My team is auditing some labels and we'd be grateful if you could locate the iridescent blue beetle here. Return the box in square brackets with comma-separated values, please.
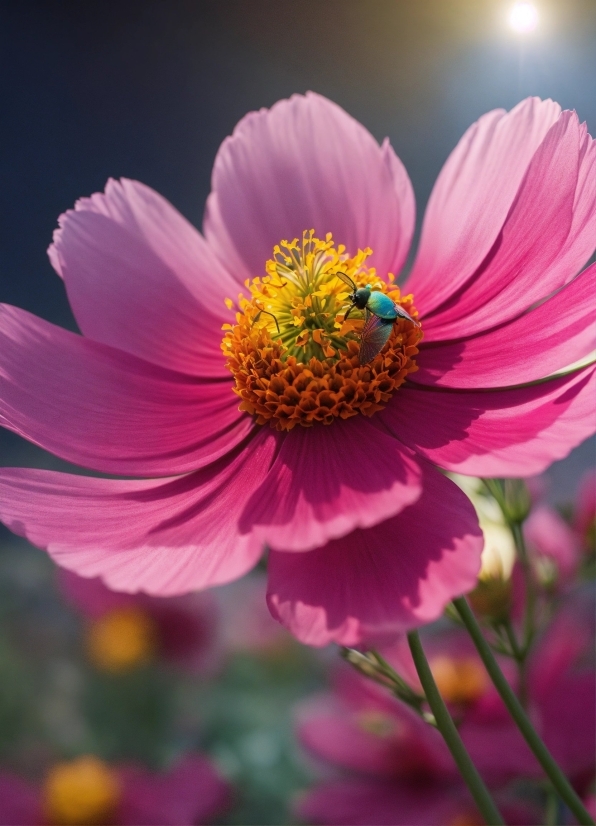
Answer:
[336, 271, 419, 365]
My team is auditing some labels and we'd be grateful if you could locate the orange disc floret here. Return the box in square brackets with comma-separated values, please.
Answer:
[221, 232, 422, 431]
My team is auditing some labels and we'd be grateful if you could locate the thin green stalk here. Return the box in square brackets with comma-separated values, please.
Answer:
[453, 596, 595, 826]
[406, 630, 504, 825]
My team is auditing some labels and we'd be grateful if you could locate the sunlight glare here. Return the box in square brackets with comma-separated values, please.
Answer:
[508, 2, 539, 34]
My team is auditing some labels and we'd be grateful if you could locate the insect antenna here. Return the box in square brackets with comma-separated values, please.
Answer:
[335, 271, 357, 292]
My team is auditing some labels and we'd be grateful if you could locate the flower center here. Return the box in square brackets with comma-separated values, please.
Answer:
[43, 756, 121, 825]
[86, 607, 157, 672]
[430, 655, 489, 705]
[222, 231, 422, 431]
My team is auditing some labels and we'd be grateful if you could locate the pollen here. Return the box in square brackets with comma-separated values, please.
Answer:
[221, 231, 422, 431]
[42, 756, 121, 825]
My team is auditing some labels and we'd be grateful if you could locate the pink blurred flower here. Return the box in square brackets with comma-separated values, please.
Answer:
[524, 505, 582, 585]
[391, 595, 596, 792]
[295, 663, 538, 825]
[0, 754, 230, 826]
[574, 469, 596, 554]
[58, 570, 221, 674]
[0, 93, 594, 646]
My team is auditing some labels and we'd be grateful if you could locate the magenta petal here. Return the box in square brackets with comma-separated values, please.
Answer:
[204, 92, 415, 281]
[414, 263, 596, 387]
[0, 430, 278, 595]
[240, 417, 422, 552]
[0, 774, 41, 826]
[524, 506, 582, 580]
[423, 112, 594, 339]
[266, 465, 482, 646]
[381, 366, 596, 477]
[49, 179, 237, 376]
[117, 755, 230, 826]
[296, 778, 466, 826]
[407, 98, 561, 315]
[0, 305, 251, 475]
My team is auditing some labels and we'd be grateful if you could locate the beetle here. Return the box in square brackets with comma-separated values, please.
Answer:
[336, 271, 419, 365]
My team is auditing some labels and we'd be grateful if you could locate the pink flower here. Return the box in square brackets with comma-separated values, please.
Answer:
[0, 754, 230, 826]
[295, 663, 539, 825]
[0, 94, 594, 646]
[58, 570, 221, 674]
[396, 594, 595, 791]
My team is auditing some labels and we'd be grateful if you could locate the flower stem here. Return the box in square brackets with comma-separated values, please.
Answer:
[406, 630, 504, 825]
[452, 596, 595, 826]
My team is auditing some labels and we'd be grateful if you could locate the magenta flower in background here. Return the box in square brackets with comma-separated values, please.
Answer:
[295, 659, 539, 825]
[0, 754, 230, 826]
[382, 592, 595, 791]
[0, 93, 594, 646]
[58, 569, 221, 674]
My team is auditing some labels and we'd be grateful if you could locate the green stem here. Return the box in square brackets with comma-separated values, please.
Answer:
[407, 630, 504, 825]
[453, 596, 594, 826]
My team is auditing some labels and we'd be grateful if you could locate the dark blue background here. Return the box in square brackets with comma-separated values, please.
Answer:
[0, 0, 594, 495]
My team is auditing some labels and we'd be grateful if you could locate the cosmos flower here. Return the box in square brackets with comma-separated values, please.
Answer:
[58, 570, 221, 674]
[0, 94, 594, 646]
[0, 754, 230, 826]
[295, 659, 539, 825]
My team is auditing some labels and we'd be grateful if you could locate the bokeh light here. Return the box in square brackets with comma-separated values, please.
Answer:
[508, 2, 540, 34]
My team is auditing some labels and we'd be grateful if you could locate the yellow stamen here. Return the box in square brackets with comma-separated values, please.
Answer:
[86, 606, 157, 672]
[222, 231, 422, 430]
[43, 756, 121, 826]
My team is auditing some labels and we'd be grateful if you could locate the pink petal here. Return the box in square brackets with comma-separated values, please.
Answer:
[0, 429, 278, 595]
[574, 468, 596, 538]
[298, 693, 451, 779]
[407, 98, 561, 315]
[266, 465, 482, 646]
[380, 366, 596, 477]
[296, 779, 466, 826]
[204, 92, 414, 281]
[422, 113, 595, 340]
[0, 305, 251, 475]
[59, 570, 221, 674]
[414, 263, 596, 387]
[239, 417, 422, 553]
[524, 506, 582, 580]
[0, 774, 41, 826]
[117, 755, 230, 826]
[49, 179, 238, 376]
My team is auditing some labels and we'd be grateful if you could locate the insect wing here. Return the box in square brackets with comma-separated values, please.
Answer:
[359, 313, 393, 365]
[335, 271, 357, 292]
[393, 303, 418, 325]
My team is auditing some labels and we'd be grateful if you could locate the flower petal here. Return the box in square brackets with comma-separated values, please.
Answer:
[266, 465, 482, 646]
[0, 430, 278, 595]
[117, 755, 230, 826]
[0, 305, 251, 475]
[422, 112, 595, 339]
[380, 366, 596, 478]
[414, 264, 596, 388]
[296, 779, 468, 826]
[407, 98, 562, 315]
[239, 416, 422, 553]
[49, 178, 237, 376]
[204, 92, 415, 281]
